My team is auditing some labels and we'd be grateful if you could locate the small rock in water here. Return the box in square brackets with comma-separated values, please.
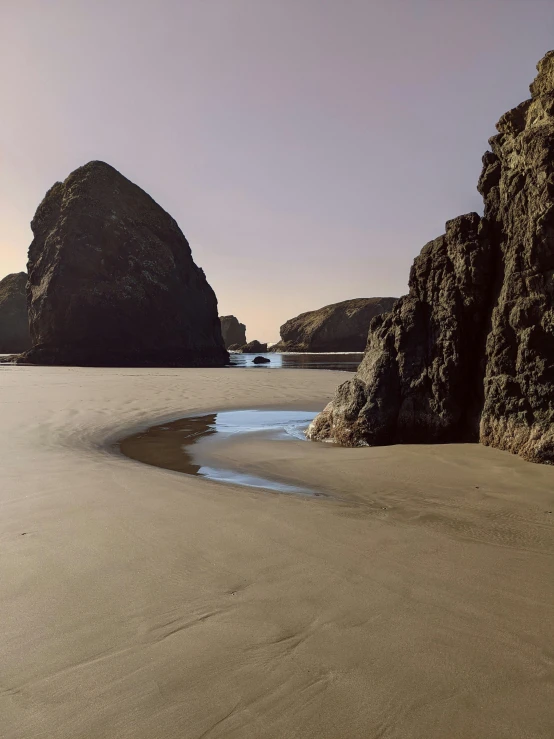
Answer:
[253, 355, 270, 364]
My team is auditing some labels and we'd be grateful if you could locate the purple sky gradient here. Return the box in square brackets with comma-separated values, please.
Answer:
[1, 1, 553, 342]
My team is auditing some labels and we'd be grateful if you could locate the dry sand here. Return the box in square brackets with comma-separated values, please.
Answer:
[0, 365, 553, 739]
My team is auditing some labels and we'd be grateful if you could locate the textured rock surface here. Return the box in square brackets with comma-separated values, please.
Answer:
[17, 161, 228, 366]
[0, 272, 31, 353]
[220, 315, 246, 349]
[478, 50, 554, 462]
[308, 51, 554, 464]
[235, 340, 267, 353]
[271, 298, 397, 353]
[308, 216, 493, 445]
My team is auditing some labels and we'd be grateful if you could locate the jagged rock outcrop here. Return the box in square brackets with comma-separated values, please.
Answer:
[308, 51, 554, 464]
[0, 272, 31, 353]
[220, 315, 246, 349]
[478, 50, 554, 462]
[14, 161, 228, 367]
[235, 340, 267, 353]
[307, 215, 493, 444]
[271, 298, 397, 353]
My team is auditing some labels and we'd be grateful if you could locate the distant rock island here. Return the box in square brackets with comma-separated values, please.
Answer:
[0, 272, 31, 353]
[220, 315, 246, 349]
[233, 340, 268, 353]
[271, 298, 397, 353]
[308, 51, 554, 465]
[13, 161, 228, 367]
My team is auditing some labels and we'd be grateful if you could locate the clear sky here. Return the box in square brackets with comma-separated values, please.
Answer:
[1, 1, 553, 343]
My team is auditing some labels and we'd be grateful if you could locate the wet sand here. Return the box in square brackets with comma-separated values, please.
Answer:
[1, 366, 553, 738]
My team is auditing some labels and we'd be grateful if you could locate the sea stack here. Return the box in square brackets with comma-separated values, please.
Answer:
[220, 315, 247, 349]
[271, 298, 397, 352]
[19, 161, 228, 366]
[235, 340, 268, 353]
[308, 51, 554, 464]
[0, 272, 31, 353]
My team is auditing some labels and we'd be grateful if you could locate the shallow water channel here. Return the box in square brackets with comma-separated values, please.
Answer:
[119, 409, 322, 496]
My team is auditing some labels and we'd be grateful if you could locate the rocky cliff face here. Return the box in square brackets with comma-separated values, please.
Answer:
[18, 161, 228, 367]
[478, 51, 554, 462]
[308, 51, 554, 464]
[0, 272, 31, 353]
[272, 298, 397, 353]
[220, 315, 246, 349]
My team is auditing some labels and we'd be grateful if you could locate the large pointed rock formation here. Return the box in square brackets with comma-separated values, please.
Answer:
[0, 272, 31, 353]
[18, 161, 228, 366]
[308, 51, 554, 464]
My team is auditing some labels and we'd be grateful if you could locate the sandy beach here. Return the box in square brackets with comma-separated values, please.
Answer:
[1, 365, 553, 739]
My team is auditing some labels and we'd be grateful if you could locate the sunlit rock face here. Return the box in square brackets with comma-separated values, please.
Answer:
[478, 50, 554, 462]
[20, 161, 228, 367]
[271, 298, 397, 353]
[308, 51, 554, 464]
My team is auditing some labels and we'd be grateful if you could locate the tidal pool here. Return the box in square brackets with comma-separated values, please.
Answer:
[119, 409, 322, 496]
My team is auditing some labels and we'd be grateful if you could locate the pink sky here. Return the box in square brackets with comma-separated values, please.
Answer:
[1, 0, 553, 342]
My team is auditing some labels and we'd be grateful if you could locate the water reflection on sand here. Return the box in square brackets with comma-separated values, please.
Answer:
[119, 409, 320, 495]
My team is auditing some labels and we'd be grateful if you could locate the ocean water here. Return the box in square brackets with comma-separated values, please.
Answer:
[1, 352, 363, 371]
[229, 352, 363, 371]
